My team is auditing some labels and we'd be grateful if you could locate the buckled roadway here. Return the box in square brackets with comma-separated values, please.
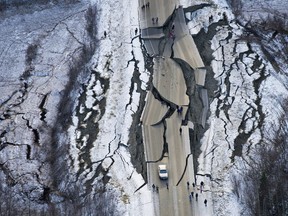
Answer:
[139, 1, 211, 215]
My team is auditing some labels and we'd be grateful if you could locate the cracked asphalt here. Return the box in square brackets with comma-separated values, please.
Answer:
[0, 0, 280, 214]
[139, 4, 211, 216]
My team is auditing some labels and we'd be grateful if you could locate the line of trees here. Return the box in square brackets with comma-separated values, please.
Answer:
[233, 99, 288, 216]
[0, 182, 119, 215]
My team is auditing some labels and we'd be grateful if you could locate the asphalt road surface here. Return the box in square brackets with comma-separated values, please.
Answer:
[139, 1, 212, 215]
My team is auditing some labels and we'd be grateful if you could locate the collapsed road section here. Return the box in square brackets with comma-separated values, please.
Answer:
[139, 1, 211, 216]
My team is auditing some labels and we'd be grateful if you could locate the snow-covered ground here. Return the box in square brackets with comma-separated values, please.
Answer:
[0, 0, 287, 215]
[186, 0, 288, 215]
[0, 0, 153, 213]
[0, 1, 95, 208]
[92, 0, 288, 214]
[67, 0, 156, 214]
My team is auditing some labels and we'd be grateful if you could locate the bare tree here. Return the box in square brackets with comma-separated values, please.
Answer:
[233, 99, 288, 216]
[226, 0, 243, 18]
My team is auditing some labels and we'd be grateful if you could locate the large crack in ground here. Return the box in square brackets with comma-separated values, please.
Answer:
[138, 5, 219, 182]
[183, 16, 222, 176]
[78, 34, 153, 189]
[192, 11, 270, 166]
[47, 7, 98, 199]
[128, 37, 154, 180]
[231, 64, 268, 161]
[0, 3, 104, 213]
[74, 69, 109, 179]
[38, 93, 49, 123]
[22, 116, 40, 146]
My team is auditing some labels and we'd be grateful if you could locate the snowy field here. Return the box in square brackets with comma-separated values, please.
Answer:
[68, 0, 154, 214]
[0, 0, 287, 215]
[186, 0, 288, 215]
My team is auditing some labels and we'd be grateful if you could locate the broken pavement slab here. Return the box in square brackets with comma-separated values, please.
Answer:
[172, 7, 206, 86]
[200, 87, 208, 128]
[194, 67, 207, 86]
[142, 123, 165, 162]
[141, 91, 170, 125]
[172, 6, 205, 70]
[141, 28, 165, 39]
[153, 58, 189, 106]
[173, 34, 205, 69]
[142, 38, 162, 56]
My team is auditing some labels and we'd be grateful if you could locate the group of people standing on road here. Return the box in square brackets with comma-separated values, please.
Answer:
[151, 180, 208, 207]
[152, 17, 159, 24]
[188, 180, 208, 207]
[140, 1, 160, 26]
[141, 2, 150, 9]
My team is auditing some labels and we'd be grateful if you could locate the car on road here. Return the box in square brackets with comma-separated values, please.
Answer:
[158, 164, 168, 180]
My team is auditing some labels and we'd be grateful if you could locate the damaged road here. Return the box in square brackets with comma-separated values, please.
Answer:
[139, 3, 211, 216]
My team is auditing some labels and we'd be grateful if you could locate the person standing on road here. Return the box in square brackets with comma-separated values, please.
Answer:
[166, 182, 169, 189]
[152, 184, 155, 191]
[187, 181, 190, 189]
[204, 199, 207, 206]
[196, 193, 198, 201]
[191, 191, 194, 197]
[200, 181, 204, 193]
[177, 106, 180, 114]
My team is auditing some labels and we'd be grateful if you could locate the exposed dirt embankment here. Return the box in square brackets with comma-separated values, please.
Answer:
[128, 42, 154, 181]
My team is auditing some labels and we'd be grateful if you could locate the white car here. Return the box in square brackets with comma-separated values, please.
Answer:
[158, 164, 168, 180]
